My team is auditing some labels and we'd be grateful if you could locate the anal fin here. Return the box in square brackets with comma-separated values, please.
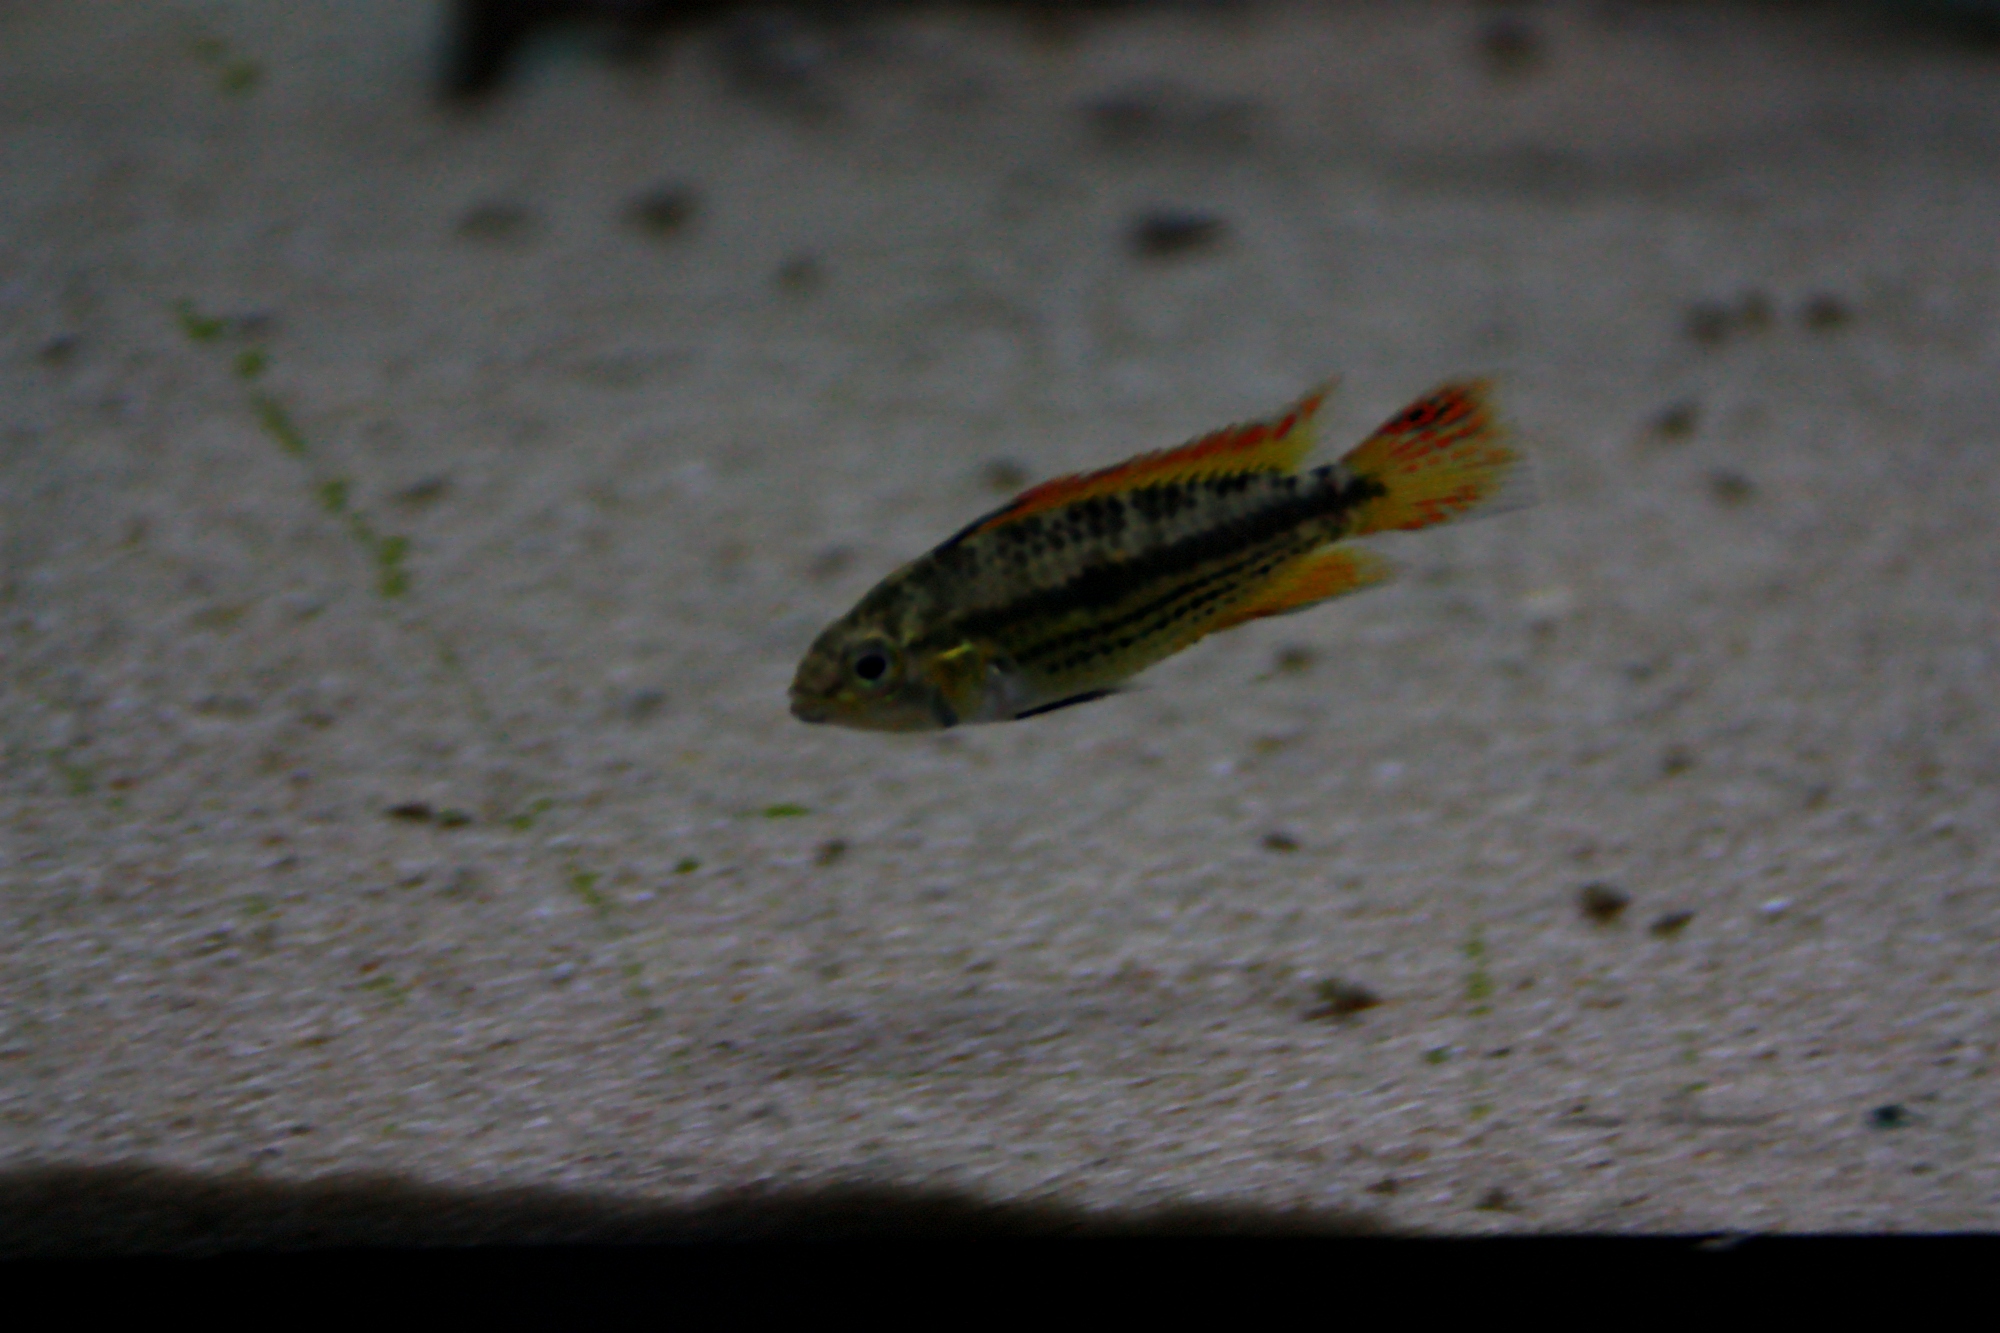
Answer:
[1014, 687, 1121, 721]
[1213, 544, 1391, 632]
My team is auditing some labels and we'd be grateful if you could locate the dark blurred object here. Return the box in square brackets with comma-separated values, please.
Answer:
[444, 0, 735, 98]
[719, 6, 837, 114]
[1305, 977, 1382, 1021]
[1649, 399, 1699, 441]
[1683, 290, 1772, 348]
[1129, 207, 1229, 259]
[1577, 882, 1630, 924]
[625, 183, 701, 237]
[442, 1, 1251, 100]
[1476, 11, 1543, 78]
[1082, 82, 1257, 152]
[456, 199, 539, 242]
[1799, 292, 1853, 331]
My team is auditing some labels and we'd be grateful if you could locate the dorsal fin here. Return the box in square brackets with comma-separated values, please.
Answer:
[961, 380, 1335, 538]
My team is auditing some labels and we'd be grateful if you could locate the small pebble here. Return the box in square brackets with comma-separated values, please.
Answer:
[807, 546, 854, 582]
[1707, 469, 1756, 506]
[456, 201, 536, 244]
[775, 253, 825, 293]
[1684, 301, 1734, 347]
[620, 688, 668, 723]
[1306, 977, 1381, 1021]
[1474, 1186, 1518, 1212]
[1578, 882, 1630, 924]
[1274, 644, 1317, 674]
[814, 838, 848, 867]
[626, 184, 699, 238]
[1081, 85, 1256, 152]
[1651, 400, 1699, 440]
[1130, 207, 1229, 259]
[395, 476, 451, 508]
[1684, 291, 1772, 346]
[1477, 15, 1542, 76]
[1649, 909, 1695, 938]
[1261, 830, 1300, 853]
[980, 458, 1031, 493]
[386, 801, 435, 823]
[1800, 293, 1851, 331]
[1661, 744, 1696, 777]
[1868, 1104, 1911, 1130]
[38, 334, 80, 367]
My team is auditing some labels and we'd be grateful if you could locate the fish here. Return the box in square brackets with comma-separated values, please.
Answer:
[789, 378, 1523, 731]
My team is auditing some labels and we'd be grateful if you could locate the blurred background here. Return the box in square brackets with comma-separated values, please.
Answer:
[3, 1, 1997, 1246]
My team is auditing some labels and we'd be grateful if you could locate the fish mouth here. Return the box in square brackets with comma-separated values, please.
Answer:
[789, 693, 831, 724]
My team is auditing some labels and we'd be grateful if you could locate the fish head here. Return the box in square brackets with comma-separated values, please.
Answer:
[789, 615, 962, 732]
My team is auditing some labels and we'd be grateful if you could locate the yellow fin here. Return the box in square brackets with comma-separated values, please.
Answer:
[967, 380, 1334, 537]
[1340, 380, 1520, 535]
[1212, 544, 1392, 632]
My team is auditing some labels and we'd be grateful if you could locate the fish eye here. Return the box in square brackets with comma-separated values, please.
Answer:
[848, 645, 894, 687]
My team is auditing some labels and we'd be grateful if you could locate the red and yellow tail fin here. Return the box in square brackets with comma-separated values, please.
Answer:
[1340, 380, 1521, 536]
[965, 381, 1335, 537]
[1212, 544, 1392, 633]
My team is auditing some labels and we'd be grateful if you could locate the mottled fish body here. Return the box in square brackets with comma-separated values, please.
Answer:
[790, 380, 1521, 731]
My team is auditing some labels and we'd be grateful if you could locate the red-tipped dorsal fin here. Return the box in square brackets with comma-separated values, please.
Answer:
[964, 380, 1335, 537]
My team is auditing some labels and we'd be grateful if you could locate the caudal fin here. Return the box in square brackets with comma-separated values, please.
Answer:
[1339, 380, 1524, 536]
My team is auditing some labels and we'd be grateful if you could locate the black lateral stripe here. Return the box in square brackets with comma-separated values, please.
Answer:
[959, 478, 1352, 643]
[1011, 537, 1289, 668]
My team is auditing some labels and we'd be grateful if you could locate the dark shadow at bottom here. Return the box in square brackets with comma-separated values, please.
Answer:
[0, 1162, 1382, 1255]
